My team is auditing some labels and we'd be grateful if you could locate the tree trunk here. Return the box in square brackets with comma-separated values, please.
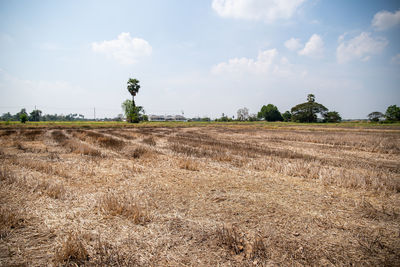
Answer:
[132, 96, 136, 108]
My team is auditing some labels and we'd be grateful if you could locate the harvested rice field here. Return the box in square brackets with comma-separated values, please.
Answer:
[0, 124, 399, 266]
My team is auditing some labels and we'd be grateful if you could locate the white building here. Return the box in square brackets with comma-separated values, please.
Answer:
[149, 115, 187, 122]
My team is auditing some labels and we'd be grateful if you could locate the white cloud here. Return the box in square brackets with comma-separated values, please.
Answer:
[211, 0, 305, 22]
[91, 32, 152, 65]
[211, 49, 294, 76]
[336, 32, 387, 64]
[298, 34, 324, 58]
[284, 38, 302, 51]
[392, 54, 400, 64]
[372, 9, 400, 31]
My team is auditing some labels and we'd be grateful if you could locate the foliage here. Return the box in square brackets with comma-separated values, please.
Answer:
[248, 114, 258, 121]
[127, 78, 140, 107]
[216, 113, 232, 122]
[385, 105, 400, 122]
[29, 109, 42, 121]
[122, 99, 145, 123]
[257, 104, 283, 121]
[282, 111, 291, 122]
[323, 111, 342, 123]
[368, 111, 384, 122]
[18, 109, 28, 123]
[291, 94, 328, 123]
[237, 107, 249, 121]
[20, 113, 28, 123]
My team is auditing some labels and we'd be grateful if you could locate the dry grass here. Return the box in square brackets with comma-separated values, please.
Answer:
[0, 207, 25, 239]
[98, 191, 151, 225]
[54, 232, 89, 266]
[142, 136, 156, 146]
[125, 146, 150, 159]
[1, 124, 399, 266]
[178, 158, 199, 171]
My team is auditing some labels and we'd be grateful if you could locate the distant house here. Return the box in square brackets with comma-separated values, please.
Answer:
[149, 115, 165, 121]
[149, 115, 187, 122]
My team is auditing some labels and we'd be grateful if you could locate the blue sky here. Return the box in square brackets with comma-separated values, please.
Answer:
[0, 0, 399, 119]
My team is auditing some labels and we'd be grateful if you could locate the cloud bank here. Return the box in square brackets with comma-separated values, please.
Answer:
[336, 32, 387, 64]
[372, 9, 400, 31]
[92, 32, 152, 65]
[211, 0, 305, 22]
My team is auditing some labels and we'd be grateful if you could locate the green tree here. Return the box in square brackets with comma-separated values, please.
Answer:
[323, 111, 342, 123]
[127, 78, 140, 107]
[20, 113, 28, 123]
[282, 111, 291, 122]
[368, 111, 384, 122]
[122, 100, 145, 123]
[385, 105, 400, 122]
[29, 109, 42, 121]
[291, 94, 328, 123]
[258, 104, 283, 121]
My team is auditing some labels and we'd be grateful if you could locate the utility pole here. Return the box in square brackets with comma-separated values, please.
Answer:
[94, 107, 96, 121]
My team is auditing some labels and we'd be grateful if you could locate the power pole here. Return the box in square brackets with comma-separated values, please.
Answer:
[94, 107, 96, 121]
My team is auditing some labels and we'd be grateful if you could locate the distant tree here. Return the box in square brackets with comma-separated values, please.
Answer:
[20, 114, 28, 123]
[323, 111, 342, 123]
[248, 114, 258, 121]
[291, 94, 328, 123]
[282, 111, 291, 122]
[218, 113, 229, 122]
[385, 105, 400, 122]
[368, 111, 384, 122]
[0, 112, 13, 121]
[127, 78, 140, 107]
[29, 109, 42, 121]
[201, 117, 211, 122]
[237, 107, 249, 121]
[258, 104, 283, 121]
[122, 100, 145, 123]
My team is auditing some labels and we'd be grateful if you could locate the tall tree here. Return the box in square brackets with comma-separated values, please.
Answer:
[29, 109, 42, 121]
[237, 107, 249, 121]
[368, 111, 384, 122]
[127, 78, 140, 107]
[258, 104, 283, 121]
[323, 111, 342, 123]
[291, 94, 328, 123]
[385, 105, 400, 122]
[282, 111, 292, 122]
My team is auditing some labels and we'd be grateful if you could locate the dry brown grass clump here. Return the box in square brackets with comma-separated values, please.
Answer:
[76, 130, 125, 150]
[0, 129, 17, 137]
[90, 239, 140, 266]
[21, 129, 43, 141]
[0, 206, 25, 239]
[54, 232, 89, 266]
[217, 225, 268, 260]
[125, 146, 150, 159]
[0, 166, 17, 184]
[34, 180, 66, 199]
[142, 136, 156, 146]
[98, 192, 151, 225]
[52, 130, 102, 157]
[178, 158, 199, 171]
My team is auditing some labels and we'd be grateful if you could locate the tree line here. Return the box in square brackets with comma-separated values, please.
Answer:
[230, 94, 342, 123]
[0, 109, 88, 123]
[233, 94, 399, 123]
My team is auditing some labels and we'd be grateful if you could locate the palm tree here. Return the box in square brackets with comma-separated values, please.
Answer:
[127, 78, 140, 107]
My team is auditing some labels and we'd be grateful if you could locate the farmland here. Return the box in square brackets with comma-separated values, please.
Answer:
[0, 123, 399, 266]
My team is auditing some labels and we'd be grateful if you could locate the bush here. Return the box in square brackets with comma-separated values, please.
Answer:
[20, 113, 27, 123]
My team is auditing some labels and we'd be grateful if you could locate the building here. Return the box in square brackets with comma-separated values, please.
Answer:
[149, 115, 187, 122]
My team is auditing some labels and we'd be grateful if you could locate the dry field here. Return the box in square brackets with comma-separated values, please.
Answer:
[0, 125, 399, 266]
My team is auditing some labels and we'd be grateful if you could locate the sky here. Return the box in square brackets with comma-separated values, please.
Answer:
[0, 0, 399, 119]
